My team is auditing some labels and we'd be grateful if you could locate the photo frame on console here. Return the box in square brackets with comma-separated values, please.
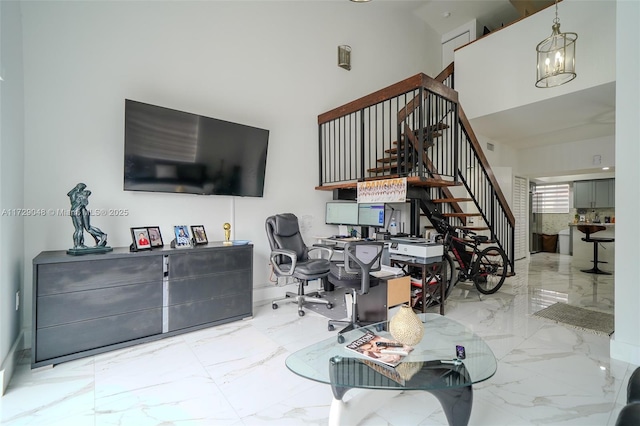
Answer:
[191, 225, 208, 245]
[173, 225, 191, 247]
[131, 227, 152, 251]
[147, 226, 163, 248]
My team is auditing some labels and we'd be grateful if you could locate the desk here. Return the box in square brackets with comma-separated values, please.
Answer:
[357, 275, 411, 321]
[390, 254, 446, 315]
[286, 313, 497, 426]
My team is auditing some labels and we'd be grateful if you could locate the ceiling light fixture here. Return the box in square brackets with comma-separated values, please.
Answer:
[535, 0, 577, 88]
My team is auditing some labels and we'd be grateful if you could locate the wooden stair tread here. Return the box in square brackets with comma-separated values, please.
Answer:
[432, 198, 472, 203]
[442, 212, 482, 218]
[410, 132, 443, 141]
[368, 164, 402, 173]
[423, 123, 449, 131]
[377, 157, 397, 164]
[315, 176, 461, 191]
[385, 144, 434, 155]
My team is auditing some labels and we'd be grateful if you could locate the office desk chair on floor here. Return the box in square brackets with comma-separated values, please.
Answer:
[266, 213, 334, 317]
[327, 241, 384, 342]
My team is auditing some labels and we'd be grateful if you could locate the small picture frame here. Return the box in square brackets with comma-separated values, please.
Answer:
[147, 226, 164, 248]
[131, 227, 152, 251]
[191, 225, 208, 245]
[174, 225, 191, 247]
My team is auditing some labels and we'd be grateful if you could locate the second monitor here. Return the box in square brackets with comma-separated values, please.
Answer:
[358, 203, 385, 228]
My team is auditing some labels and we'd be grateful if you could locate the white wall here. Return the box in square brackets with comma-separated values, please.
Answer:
[611, 0, 640, 364]
[455, 0, 616, 120]
[18, 1, 439, 345]
[517, 134, 615, 178]
[0, 0, 26, 393]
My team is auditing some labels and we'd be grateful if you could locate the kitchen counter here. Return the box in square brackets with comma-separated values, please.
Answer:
[569, 222, 615, 227]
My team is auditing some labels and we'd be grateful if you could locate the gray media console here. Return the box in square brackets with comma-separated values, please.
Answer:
[32, 243, 253, 368]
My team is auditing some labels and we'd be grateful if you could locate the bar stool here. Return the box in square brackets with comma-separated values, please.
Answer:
[577, 225, 614, 275]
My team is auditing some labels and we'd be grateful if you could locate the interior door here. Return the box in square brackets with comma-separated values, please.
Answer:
[513, 176, 528, 260]
[529, 181, 542, 253]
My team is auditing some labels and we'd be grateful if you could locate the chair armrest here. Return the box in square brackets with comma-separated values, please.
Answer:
[309, 245, 334, 260]
[270, 249, 297, 276]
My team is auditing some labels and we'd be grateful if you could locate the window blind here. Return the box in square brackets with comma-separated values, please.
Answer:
[532, 184, 570, 213]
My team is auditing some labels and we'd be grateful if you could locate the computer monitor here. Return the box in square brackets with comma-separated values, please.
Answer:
[358, 203, 385, 228]
[325, 202, 358, 225]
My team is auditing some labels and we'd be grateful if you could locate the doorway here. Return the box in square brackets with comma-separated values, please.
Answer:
[530, 181, 542, 253]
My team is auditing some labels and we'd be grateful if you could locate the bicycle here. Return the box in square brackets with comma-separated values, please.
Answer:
[434, 219, 509, 297]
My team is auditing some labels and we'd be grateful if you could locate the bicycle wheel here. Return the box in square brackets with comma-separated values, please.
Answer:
[472, 246, 508, 294]
[443, 252, 458, 300]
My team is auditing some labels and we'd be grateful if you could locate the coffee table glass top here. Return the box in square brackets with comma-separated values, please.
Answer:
[286, 313, 496, 392]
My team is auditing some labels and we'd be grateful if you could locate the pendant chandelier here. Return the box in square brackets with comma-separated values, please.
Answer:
[535, 0, 577, 88]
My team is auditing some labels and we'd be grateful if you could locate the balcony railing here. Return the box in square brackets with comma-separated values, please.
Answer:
[318, 74, 459, 187]
[317, 69, 516, 272]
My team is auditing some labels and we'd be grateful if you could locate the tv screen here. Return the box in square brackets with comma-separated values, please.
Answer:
[358, 203, 385, 227]
[325, 202, 358, 225]
[124, 99, 269, 197]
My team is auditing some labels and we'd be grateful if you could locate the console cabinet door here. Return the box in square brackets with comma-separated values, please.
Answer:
[167, 246, 253, 332]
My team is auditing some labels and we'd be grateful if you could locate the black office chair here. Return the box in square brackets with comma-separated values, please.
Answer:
[615, 367, 640, 425]
[327, 241, 384, 342]
[265, 213, 334, 317]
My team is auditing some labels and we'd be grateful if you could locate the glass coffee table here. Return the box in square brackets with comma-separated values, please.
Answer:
[286, 313, 496, 426]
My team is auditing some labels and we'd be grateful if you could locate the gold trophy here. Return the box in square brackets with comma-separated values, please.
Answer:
[223, 222, 232, 245]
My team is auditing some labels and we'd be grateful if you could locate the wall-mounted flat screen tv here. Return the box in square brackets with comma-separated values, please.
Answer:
[124, 99, 269, 197]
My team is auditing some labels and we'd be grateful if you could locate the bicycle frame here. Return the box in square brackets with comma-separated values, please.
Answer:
[444, 231, 478, 279]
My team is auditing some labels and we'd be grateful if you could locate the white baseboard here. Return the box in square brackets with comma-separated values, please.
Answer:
[0, 331, 24, 395]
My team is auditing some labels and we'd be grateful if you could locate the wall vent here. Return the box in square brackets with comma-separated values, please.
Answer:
[487, 142, 495, 152]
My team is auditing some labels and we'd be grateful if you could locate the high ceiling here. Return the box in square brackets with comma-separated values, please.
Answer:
[410, 0, 616, 182]
[413, 0, 524, 36]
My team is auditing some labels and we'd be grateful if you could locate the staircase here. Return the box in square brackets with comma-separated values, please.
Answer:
[315, 64, 516, 273]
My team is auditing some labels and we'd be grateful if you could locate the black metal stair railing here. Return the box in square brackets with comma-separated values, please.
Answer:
[317, 74, 459, 187]
[454, 112, 515, 270]
[317, 71, 516, 272]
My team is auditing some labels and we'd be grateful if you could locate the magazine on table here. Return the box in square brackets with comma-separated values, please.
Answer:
[344, 331, 413, 367]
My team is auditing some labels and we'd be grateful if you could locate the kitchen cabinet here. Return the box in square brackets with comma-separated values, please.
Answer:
[574, 179, 615, 208]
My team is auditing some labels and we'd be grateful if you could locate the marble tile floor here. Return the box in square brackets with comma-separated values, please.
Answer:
[1, 252, 634, 426]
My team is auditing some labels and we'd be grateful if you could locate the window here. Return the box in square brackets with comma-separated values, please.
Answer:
[532, 184, 570, 213]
